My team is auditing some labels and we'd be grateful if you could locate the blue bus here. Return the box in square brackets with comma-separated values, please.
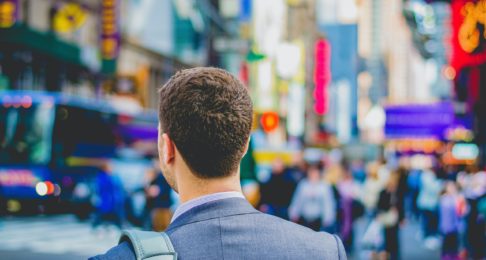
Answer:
[0, 90, 158, 217]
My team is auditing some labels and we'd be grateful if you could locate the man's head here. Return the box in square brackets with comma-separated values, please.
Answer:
[157, 67, 253, 191]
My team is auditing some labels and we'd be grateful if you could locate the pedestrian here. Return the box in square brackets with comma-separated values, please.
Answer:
[457, 165, 486, 259]
[376, 173, 403, 260]
[337, 163, 359, 252]
[91, 67, 346, 259]
[324, 157, 345, 230]
[259, 157, 298, 220]
[361, 162, 384, 217]
[143, 159, 172, 231]
[417, 166, 442, 248]
[92, 163, 125, 231]
[351, 159, 366, 184]
[439, 181, 464, 260]
[395, 166, 408, 224]
[406, 165, 422, 221]
[288, 164, 336, 231]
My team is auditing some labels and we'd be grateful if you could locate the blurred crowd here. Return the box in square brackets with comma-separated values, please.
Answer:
[85, 151, 486, 260]
[258, 152, 486, 260]
[87, 159, 175, 233]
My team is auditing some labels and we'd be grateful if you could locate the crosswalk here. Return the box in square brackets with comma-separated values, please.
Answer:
[0, 215, 122, 257]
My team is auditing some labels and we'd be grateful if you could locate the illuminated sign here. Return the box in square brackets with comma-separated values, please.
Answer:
[2, 95, 32, 108]
[261, 111, 279, 132]
[0, 169, 39, 187]
[385, 102, 454, 139]
[53, 3, 87, 33]
[0, 0, 18, 28]
[313, 39, 331, 115]
[451, 0, 486, 70]
[287, 82, 305, 137]
[452, 143, 479, 160]
[101, 0, 120, 60]
[458, 1, 485, 53]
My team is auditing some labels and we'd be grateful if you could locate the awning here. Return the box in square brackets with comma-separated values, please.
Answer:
[0, 24, 84, 67]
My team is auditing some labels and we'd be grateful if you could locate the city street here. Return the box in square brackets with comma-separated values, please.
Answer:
[0, 215, 440, 260]
[0, 0, 484, 258]
[0, 215, 121, 259]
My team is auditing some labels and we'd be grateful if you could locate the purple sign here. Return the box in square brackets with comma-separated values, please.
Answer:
[385, 102, 454, 139]
[101, 0, 120, 60]
[117, 125, 158, 141]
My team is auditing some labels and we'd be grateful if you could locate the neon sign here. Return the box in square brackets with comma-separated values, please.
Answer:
[451, 0, 486, 70]
[0, 0, 18, 28]
[101, 0, 120, 60]
[458, 1, 486, 53]
[313, 39, 331, 115]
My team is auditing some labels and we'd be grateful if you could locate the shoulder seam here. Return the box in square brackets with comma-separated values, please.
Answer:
[218, 217, 225, 260]
[332, 234, 341, 259]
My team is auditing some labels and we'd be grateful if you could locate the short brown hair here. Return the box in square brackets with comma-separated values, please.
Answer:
[158, 67, 253, 179]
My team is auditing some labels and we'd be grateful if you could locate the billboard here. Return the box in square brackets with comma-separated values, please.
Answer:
[385, 102, 455, 139]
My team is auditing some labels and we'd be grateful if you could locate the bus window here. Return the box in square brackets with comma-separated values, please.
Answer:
[51, 105, 117, 166]
[0, 102, 55, 165]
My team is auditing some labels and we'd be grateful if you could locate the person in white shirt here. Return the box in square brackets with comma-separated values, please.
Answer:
[289, 164, 336, 232]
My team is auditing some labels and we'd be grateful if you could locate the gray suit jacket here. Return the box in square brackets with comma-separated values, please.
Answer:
[91, 197, 346, 259]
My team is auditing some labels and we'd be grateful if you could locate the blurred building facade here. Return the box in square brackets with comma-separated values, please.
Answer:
[1, 0, 484, 163]
[0, 0, 242, 111]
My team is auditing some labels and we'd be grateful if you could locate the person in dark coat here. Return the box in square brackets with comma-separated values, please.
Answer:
[259, 158, 299, 220]
[377, 172, 404, 260]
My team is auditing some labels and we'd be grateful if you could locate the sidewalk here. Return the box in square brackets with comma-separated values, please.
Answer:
[351, 217, 441, 260]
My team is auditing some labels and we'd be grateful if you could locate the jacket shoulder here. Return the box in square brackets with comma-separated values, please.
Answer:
[89, 241, 136, 260]
[270, 215, 346, 259]
[218, 212, 347, 259]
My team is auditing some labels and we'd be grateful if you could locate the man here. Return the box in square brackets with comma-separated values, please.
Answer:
[259, 158, 297, 220]
[143, 160, 173, 231]
[91, 67, 346, 259]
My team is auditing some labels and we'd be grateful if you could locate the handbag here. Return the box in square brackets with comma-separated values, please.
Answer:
[361, 219, 384, 250]
[377, 208, 398, 227]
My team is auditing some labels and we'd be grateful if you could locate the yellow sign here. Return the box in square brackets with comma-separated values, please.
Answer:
[0, 0, 17, 28]
[53, 3, 87, 33]
[253, 150, 296, 165]
[101, 0, 119, 60]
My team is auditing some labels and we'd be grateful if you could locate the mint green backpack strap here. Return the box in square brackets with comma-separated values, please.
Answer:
[119, 230, 177, 260]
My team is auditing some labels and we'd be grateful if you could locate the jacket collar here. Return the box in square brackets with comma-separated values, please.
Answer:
[167, 197, 259, 231]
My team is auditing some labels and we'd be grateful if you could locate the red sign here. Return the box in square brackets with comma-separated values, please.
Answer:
[313, 39, 331, 115]
[0, 169, 38, 187]
[261, 111, 279, 132]
[450, 0, 486, 70]
[239, 62, 249, 87]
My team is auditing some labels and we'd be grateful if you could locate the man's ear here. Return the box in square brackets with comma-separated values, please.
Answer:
[161, 133, 175, 165]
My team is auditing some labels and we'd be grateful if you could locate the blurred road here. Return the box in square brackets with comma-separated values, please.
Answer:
[0, 215, 120, 259]
[0, 215, 440, 259]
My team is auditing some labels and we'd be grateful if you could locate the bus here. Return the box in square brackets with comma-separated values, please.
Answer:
[0, 90, 158, 217]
